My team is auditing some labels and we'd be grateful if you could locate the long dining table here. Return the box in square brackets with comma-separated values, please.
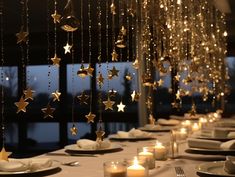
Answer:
[39, 131, 227, 177]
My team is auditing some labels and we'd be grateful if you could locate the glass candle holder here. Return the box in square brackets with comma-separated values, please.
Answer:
[104, 161, 127, 177]
[168, 141, 179, 159]
[124, 156, 148, 177]
[137, 147, 155, 169]
[153, 141, 168, 160]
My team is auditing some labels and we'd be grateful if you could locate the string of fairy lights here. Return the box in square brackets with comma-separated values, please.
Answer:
[0, 0, 229, 147]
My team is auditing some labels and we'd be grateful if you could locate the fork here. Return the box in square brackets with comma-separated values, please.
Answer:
[175, 166, 186, 177]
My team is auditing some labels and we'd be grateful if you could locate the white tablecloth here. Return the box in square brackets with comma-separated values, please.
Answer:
[39, 132, 226, 177]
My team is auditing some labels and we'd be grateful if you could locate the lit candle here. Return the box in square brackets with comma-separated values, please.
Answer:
[154, 141, 167, 160]
[178, 128, 187, 140]
[199, 117, 208, 129]
[127, 157, 146, 177]
[104, 162, 127, 177]
[138, 147, 155, 169]
[192, 123, 200, 132]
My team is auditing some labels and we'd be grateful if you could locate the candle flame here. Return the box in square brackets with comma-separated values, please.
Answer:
[143, 147, 148, 153]
[155, 140, 163, 147]
[180, 128, 187, 133]
[133, 156, 139, 166]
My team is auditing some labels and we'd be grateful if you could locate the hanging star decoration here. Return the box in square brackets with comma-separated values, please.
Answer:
[125, 73, 132, 81]
[146, 96, 152, 110]
[152, 81, 158, 90]
[85, 112, 96, 123]
[111, 49, 118, 61]
[108, 89, 117, 98]
[96, 128, 105, 142]
[16, 26, 28, 44]
[109, 66, 119, 78]
[86, 64, 94, 76]
[117, 101, 126, 112]
[52, 90, 61, 102]
[110, 3, 116, 15]
[77, 64, 88, 78]
[148, 114, 156, 125]
[132, 59, 139, 69]
[103, 97, 115, 110]
[15, 96, 29, 113]
[51, 53, 61, 67]
[176, 90, 181, 100]
[63, 43, 72, 54]
[70, 124, 78, 136]
[77, 92, 89, 105]
[157, 79, 164, 87]
[171, 101, 180, 109]
[131, 90, 140, 102]
[51, 10, 61, 24]
[24, 87, 35, 101]
[97, 73, 104, 87]
[41, 103, 55, 119]
[120, 26, 127, 36]
[0, 147, 10, 161]
[174, 74, 181, 82]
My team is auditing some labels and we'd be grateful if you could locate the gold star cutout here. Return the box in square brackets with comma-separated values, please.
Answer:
[171, 101, 180, 109]
[152, 81, 158, 90]
[111, 49, 118, 61]
[16, 26, 28, 44]
[51, 10, 61, 24]
[120, 26, 127, 36]
[63, 43, 72, 54]
[15, 96, 29, 113]
[24, 87, 35, 101]
[157, 79, 164, 86]
[41, 103, 55, 119]
[174, 74, 180, 81]
[97, 73, 104, 86]
[51, 53, 61, 67]
[110, 3, 116, 15]
[70, 124, 78, 136]
[103, 97, 115, 110]
[131, 90, 140, 102]
[85, 112, 96, 123]
[77, 92, 89, 105]
[117, 101, 126, 112]
[109, 89, 117, 98]
[132, 59, 139, 69]
[86, 64, 94, 76]
[176, 90, 181, 100]
[109, 66, 119, 77]
[125, 73, 132, 81]
[96, 129, 105, 142]
[149, 114, 156, 125]
[52, 90, 61, 102]
[0, 147, 10, 161]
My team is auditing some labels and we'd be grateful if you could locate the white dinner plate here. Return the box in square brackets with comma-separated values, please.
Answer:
[0, 161, 60, 176]
[108, 134, 156, 141]
[190, 135, 233, 142]
[185, 148, 235, 155]
[138, 126, 176, 132]
[196, 161, 235, 177]
[64, 143, 123, 154]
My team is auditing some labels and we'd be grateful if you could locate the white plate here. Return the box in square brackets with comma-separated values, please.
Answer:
[0, 161, 60, 176]
[108, 134, 156, 141]
[64, 144, 122, 154]
[186, 148, 235, 155]
[138, 126, 176, 132]
[196, 161, 235, 177]
[191, 135, 233, 141]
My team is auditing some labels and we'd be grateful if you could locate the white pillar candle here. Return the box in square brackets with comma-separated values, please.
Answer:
[154, 141, 167, 160]
[138, 147, 155, 169]
[127, 157, 146, 177]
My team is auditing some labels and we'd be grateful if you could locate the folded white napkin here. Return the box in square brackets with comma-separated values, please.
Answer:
[187, 138, 221, 149]
[99, 139, 111, 149]
[0, 158, 52, 172]
[77, 139, 99, 150]
[224, 156, 235, 174]
[220, 140, 235, 150]
[227, 132, 235, 138]
[212, 129, 229, 138]
[117, 128, 150, 138]
[117, 131, 130, 138]
[0, 160, 29, 172]
[157, 119, 180, 126]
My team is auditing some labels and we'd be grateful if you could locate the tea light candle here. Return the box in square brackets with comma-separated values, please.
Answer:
[138, 147, 155, 169]
[127, 157, 146, 177]
[154, 141, 167, 160]
[192, 123, 200, 132]
[104, 162, 127, 177]
[178, 128, 187, 140]
[199, 117, 208, 129]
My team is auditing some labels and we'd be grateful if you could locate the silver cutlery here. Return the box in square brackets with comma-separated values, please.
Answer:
[175, 166, 186, 177]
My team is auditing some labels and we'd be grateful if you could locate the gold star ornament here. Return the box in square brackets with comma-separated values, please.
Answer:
[149, 114, 156, 125]
[51, 53, 61, 67]
[15, 96, 29, 113]
[96, 129, 105, 142]
[70, 124, 78, 136]
[24, 87, 35, 101]
[16, 26, 28, 44]
[111, 49, 118, 61]
[63, 43, 72, 54]
[131, 90, 140, 102]
[117, 101, 126, 112]
[85, 112, 96, 123]
[103, 97, 115, 110]
[0, 147, 11, 161]
[52, 90, 61, 102]
[132, 59, 139, 69]
[41, 103, 55, 119]
[77, 64, 88, 78]
[86, 64, 94, 76]
[110, 3, 116, 15]
[51, 10, 61, 24]
[77, 92, 89, 105]
[97, 73, 104, 87]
